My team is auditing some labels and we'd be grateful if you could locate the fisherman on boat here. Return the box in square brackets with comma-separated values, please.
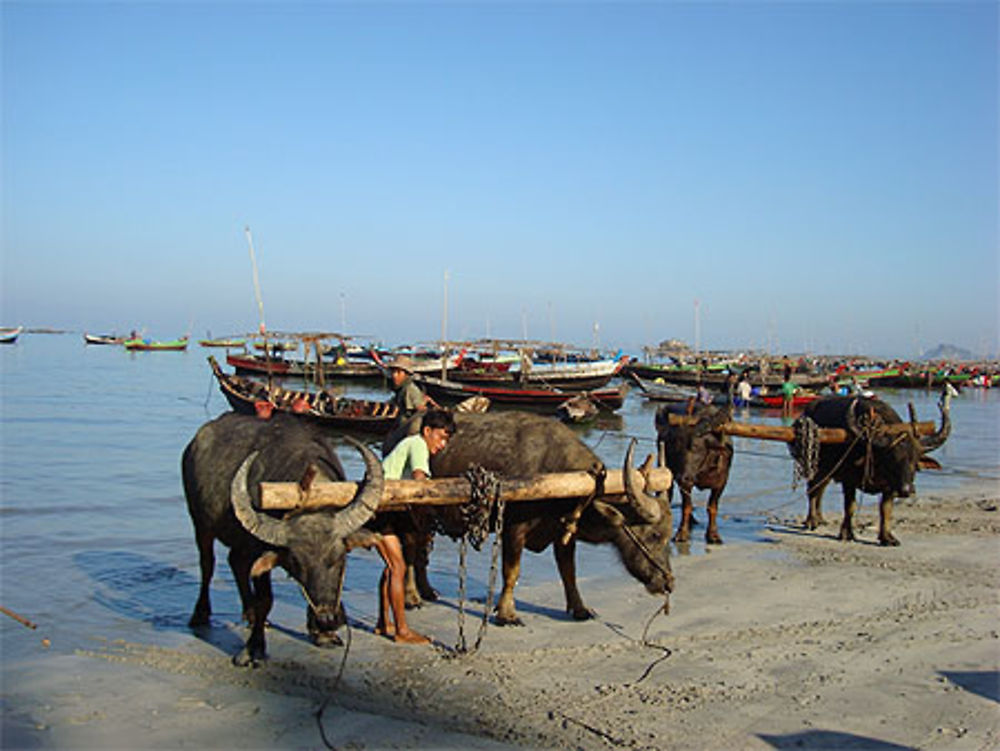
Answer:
[385, 356, 440, 442]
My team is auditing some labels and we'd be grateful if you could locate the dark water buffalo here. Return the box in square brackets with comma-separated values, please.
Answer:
[795, 388, 952, 546]
[182, 413, 384, 666]
[655, 402, 734, 544]
[423, 411, 674, 625]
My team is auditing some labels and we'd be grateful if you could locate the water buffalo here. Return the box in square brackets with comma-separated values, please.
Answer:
[794, 387, 952, 546]
[182, 412, 384, 666]
[421, 411, 674, 625]
[654, 402, 734, 544]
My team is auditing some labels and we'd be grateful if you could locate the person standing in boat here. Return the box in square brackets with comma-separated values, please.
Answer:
[383, 356, 440, 454]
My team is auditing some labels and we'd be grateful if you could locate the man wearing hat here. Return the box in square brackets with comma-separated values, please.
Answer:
[388, 356, 431, 421]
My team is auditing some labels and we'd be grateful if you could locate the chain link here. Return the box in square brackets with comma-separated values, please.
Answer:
[451, 464, 505, 655]
[789, 415, 820, 488]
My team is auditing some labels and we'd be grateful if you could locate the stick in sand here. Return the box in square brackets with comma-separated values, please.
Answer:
[1, 605, 38, 630]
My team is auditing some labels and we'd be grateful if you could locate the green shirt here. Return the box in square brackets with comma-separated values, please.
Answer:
[393, 376, 425, 417]
[382, 433, 431, 480]
[781, 379, 797, 399]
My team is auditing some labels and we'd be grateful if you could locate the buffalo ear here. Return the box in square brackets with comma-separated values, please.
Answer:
[918, 456, 943, 471]
[591, 500, 625, 527]
[250, 551, 281, 578]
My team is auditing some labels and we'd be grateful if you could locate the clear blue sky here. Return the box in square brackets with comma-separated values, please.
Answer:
[2, 1, 997, 357]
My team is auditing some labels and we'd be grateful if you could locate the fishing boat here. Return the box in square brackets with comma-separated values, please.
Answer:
[628, 373, 699, 403]
[208, 357, 400, 434]
[198, 337, 246, 348]
[84, 333, 125, 345]
[124, 336, 189, 351]
[0, 326, 23, 344]
[624, 361, 829, 391]
[413, 373, 627, 412]
[450, 354, 626, 391]
[226, 351, 385, 380]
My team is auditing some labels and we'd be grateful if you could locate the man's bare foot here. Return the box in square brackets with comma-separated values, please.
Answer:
[374, 623, 396, 638]
[393, 629, 430, 645]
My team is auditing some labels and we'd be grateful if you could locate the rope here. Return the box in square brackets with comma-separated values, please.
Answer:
[315, 621, 352, 750]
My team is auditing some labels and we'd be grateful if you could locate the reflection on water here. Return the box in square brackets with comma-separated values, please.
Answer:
[1, 336, 997, 655]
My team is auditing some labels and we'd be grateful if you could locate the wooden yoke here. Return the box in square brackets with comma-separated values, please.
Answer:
[665, 413, 937, 443]
[259, 466, 673, 513]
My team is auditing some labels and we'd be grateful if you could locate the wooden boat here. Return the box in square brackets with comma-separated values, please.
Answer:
[84, 333, 125, 345]
[226, 352, 384, 380]
[624, 361, 829, 391]
[450, 355, 626, 391]
[124, 336, 189, 351]
[198, 337, 246, 348]
[208, 357, 400, 434]
[413, 373, 627, 412]
[630, 373, 819, 409]
[628, 373, 699, 402]
[0, 326, 23, 344]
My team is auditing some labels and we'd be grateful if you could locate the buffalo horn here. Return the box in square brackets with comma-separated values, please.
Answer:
[325, 436, 384, 538]
[230, 451, 290, 547]
[844, 398, 861, 436]
[919, 385, 953, 453]
[623, 439, 662, 524]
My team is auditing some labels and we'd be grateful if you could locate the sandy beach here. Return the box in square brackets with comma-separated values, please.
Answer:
[3, 482, 998, 751]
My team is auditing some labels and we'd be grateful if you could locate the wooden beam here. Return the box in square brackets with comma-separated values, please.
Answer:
[260, 466, 673, 512]
[665, 413, 937, 443]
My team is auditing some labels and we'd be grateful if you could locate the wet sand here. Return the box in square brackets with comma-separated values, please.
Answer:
[3, 483, 999, 750]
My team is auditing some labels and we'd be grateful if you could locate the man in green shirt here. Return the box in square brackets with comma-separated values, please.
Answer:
[372, 410, 455, 644]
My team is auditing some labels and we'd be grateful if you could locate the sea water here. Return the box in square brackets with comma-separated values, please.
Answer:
[1, 335, 997, 657]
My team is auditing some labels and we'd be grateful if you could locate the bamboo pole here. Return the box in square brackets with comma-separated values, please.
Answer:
[665, 413, 937, 443]
[260, 466, 673, 512]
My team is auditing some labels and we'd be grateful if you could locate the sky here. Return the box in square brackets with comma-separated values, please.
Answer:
[2, 1, 997, 358]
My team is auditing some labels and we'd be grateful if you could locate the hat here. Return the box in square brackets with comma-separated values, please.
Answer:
[390, 355, 415, 374]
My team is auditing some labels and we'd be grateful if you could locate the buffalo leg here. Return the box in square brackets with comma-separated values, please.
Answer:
[234, 571, 272, 667]
[878, 493, 900, 547]
[805, 477, 831, 530]
[553, 537, 594, 620]
[705, 487, 724, 545]
[838, 485, 858, 542]
[403, 531, 437, 608]
[672, 486, 694, 543]
[495, 532, 524, 626]
[227, 547, 258, 626]
[189, 527, 215, 627]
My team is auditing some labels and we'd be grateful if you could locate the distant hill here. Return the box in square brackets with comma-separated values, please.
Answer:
[921, 343, 977, 361]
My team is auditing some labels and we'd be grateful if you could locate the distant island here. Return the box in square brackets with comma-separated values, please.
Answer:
[920, 343, 980, 361]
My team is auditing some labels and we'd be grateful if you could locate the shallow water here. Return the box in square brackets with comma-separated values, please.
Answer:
[1, 335, 997, 658]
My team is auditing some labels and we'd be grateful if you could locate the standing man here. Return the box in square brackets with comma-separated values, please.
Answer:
[781, 373, 798, 417]
[371, 410, 456, 644]
[384, 355, 440, 455]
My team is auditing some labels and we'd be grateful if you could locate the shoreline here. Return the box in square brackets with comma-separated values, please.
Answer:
[3, 481, 998, 750]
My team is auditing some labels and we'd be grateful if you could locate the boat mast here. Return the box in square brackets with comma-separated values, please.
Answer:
[244, 226, 273, 390]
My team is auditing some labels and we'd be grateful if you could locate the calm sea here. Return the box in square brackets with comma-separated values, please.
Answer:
[2, 335, 998, 658]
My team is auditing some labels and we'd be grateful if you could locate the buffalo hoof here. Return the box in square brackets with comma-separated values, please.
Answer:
[837, 527, 856, 542]
[403, 594, 423, 610]
[672, 529, 691, 544]
[188, 611, 210, 628]
[232, 647, 267, 668]
[570, 607, 596, 621]
[879, 534, 901, 547]
[803, 515, 822, 531]
[310, 630, 343, 648]
[705, 532, 724, 545]
[494, 614, 524, 627]
[418, 587, 439, 603]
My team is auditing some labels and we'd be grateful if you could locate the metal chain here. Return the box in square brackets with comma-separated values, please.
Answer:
[452, 465, 505, 655]
[789, 415, 820, 488]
